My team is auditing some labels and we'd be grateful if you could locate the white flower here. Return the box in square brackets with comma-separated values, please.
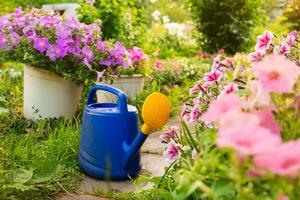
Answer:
[162, 16, 170, 24]
[85, 0, 95, 5]
[150, 0, 158, 3]
[151, 10, 161, 21]
[163, 23, 186, 38]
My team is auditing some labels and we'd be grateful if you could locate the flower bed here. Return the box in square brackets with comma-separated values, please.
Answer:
[155, 30, 300, 199]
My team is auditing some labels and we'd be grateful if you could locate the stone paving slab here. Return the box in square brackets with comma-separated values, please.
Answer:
[57, 118, 179, 199]
[80, 153, 168, 194]
[56, 194, 111, 200]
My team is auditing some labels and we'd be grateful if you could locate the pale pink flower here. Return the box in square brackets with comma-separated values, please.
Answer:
[219, 110, 260, 131]
[217, 111, 281, 156]
[245, 80, 273, 110]
[248, 51, 264, 62]
[279, 42, 290, 55]
[203, 70, 223, 84]
[254, 110, 280, 135]
[255, 31, 273, 52]
[254, 139, 300, 176]
[163, 142, 181, 163]
[285, 30, 297, 47]
[189, 82, 203, 94]
[201, 94, 241, 123]
[160, 126, 178, 143]
[277, 194, 289, 200]
[253, 54, 300, 93]
[220, 83, 239, 96]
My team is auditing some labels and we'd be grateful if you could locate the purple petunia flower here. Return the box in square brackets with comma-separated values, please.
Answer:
[39, 16, 59, 27]
[96, 39, 106, 52]
[99, 56, 114, 67]
[53, 44, 68, 58]
[22, 26, 36, 38]
[66, 17, 81, 29]
[55, 23, 71, 38]
[0, 34, 7, 48]
[46, 45, 56, 61]
[33, 36, 49, 52]
[82, 46, 94, 62]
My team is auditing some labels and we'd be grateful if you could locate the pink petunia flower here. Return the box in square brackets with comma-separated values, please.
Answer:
[255, 31, 273, 52]
[189, 82, 203, 94]
[217, 110, 281, 156]
[248, 51, 264, 62]
[254, 110, 280, 135]
[160, 126, 178, 143]
[279, 42, 291, 55]
[285, 30, 297, 47]
[277, 194, 290, 200]
[190, 104, 201, 122]
[181, 104, 190, 123]
[212, 54, 222, 70]
[163, 142, 181, 163]
[128, 47, 145, 63]
[203, 70, 223, 84]
[254, 139, 300, 176]
[252, 54, 300, 93]
[220, 83, 239, 97]
[201, 94, 241, 123]
[0, 34, 7, 48]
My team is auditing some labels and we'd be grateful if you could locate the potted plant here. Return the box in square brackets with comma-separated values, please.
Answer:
[0, 7, 131, 119]
[97, 46, 148, 102]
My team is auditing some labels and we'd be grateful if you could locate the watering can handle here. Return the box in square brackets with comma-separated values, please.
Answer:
[86, 84, 128, 113]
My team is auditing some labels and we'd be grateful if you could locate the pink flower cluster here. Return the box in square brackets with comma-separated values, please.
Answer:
[200, 53, 300, 177]
[182, 54, 236, 123]
[160, 126, 181, 163]
[249, 30, 298, 62]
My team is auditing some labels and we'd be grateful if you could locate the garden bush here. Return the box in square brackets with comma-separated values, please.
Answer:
[77, 0, 149, 47]
[283, 0, 300, 31]
[189, 0, 266, 54]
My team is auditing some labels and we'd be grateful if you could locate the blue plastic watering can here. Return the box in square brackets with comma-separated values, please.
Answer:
[78, 84, 170, 180]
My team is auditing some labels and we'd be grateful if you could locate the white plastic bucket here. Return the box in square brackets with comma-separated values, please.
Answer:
[23, 65, 82, 119]
[96, 74, 144, 103]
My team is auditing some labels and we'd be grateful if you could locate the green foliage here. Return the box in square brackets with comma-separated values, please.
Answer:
[77, 0, 149, 47]
[189, 0, 266, 54]
[0, 0, 80, 15]
[283, 0, 300, 31]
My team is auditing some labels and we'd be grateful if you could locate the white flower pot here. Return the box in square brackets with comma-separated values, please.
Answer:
[96, 74, 144, 103]
[23, 65, 82, 119]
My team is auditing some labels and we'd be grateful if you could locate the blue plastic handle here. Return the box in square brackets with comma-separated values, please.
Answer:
[86, 84, 128, 113]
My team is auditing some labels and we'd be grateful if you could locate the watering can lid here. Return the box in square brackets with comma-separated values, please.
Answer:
[86, 103, 137, 115]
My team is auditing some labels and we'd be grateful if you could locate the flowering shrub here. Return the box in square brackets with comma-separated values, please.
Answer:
[0, 7, 133, 83]
[152, 30, 300, 199]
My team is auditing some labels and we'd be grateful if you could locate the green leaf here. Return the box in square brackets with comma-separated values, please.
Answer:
[234, 89, 251, 97]
[212, 179, 235, 198]
[5, 169, 33, 184]
[225, 70, 234, 82]
[26, 160, 60, 184]
[147, 188, 172, 200]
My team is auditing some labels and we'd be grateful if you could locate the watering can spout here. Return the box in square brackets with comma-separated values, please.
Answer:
[123, 93, 171, 169]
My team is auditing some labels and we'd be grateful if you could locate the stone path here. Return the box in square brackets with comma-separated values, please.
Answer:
[56, 118, 180, 200]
